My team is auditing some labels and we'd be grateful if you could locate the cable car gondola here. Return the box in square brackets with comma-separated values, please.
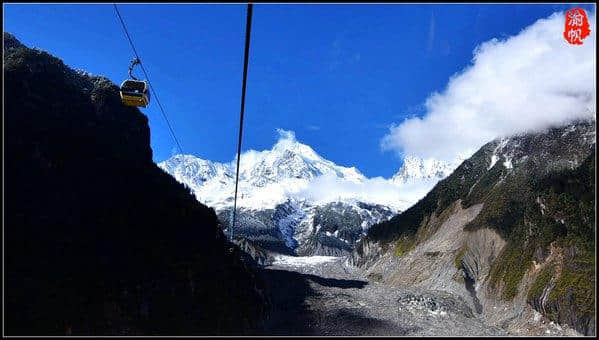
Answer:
[120, 57, 150, 108]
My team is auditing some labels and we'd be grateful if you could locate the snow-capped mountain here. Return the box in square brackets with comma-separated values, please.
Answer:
[391, 156, 462, 184]
[238, 130, 366, 187]
[158, 130, 407, 256]
[159, 130, 368, 211]
[157, 129, 457, 256]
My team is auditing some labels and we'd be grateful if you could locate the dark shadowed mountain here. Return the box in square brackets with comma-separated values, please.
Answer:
[4, 32, 269, 335]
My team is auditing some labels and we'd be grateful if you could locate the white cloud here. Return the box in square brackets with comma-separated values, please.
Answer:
[289, 172, 440, 211]
[381, 11, 596, 162]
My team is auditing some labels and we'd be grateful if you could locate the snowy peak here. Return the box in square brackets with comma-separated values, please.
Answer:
[271, 129, 321, 162]
[239, 129, 365, 186]
[391, 156, 459, 184]
[158, 129, 367, 204]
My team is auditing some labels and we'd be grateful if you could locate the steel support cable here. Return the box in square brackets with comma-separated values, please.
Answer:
[230, 3, 253, 242]
[113, 4, 184, 155]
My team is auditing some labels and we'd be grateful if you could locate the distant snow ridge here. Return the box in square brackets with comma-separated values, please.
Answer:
[391, 156, 461, 184]
[160, 154, 232, 188]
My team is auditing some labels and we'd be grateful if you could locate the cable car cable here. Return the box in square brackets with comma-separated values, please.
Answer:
[114, 3, 252, 243]
[230, 3, 253, 242]
[113, 4, 184, 155]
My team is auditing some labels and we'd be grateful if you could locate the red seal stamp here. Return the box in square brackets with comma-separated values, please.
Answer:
[563, 8, 591, 45]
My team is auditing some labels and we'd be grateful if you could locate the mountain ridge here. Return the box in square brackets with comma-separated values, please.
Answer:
[350, 118, 596, 335]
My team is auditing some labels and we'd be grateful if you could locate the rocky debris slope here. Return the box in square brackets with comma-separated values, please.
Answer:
[259, 255, 563, 336]
[4, 32, 268, 335]
[351, 120, 595, 335]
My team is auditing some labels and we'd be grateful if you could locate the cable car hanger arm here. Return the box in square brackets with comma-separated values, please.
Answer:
[128, 57, 141, 80]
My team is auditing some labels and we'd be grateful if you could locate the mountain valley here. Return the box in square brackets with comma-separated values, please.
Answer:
[4, 28, 595, 337]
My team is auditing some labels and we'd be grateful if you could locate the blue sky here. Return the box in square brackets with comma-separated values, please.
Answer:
[4, 3, 595, 177]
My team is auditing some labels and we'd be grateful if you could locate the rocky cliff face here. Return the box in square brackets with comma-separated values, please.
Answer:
[351, 120, 596, 335]
[215, 199, 396, 257]
[4, 32, 268, 335]
[296, 201, 395, 257]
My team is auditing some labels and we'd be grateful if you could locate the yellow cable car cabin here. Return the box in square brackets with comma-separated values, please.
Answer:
[120, 79, 150, 108]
